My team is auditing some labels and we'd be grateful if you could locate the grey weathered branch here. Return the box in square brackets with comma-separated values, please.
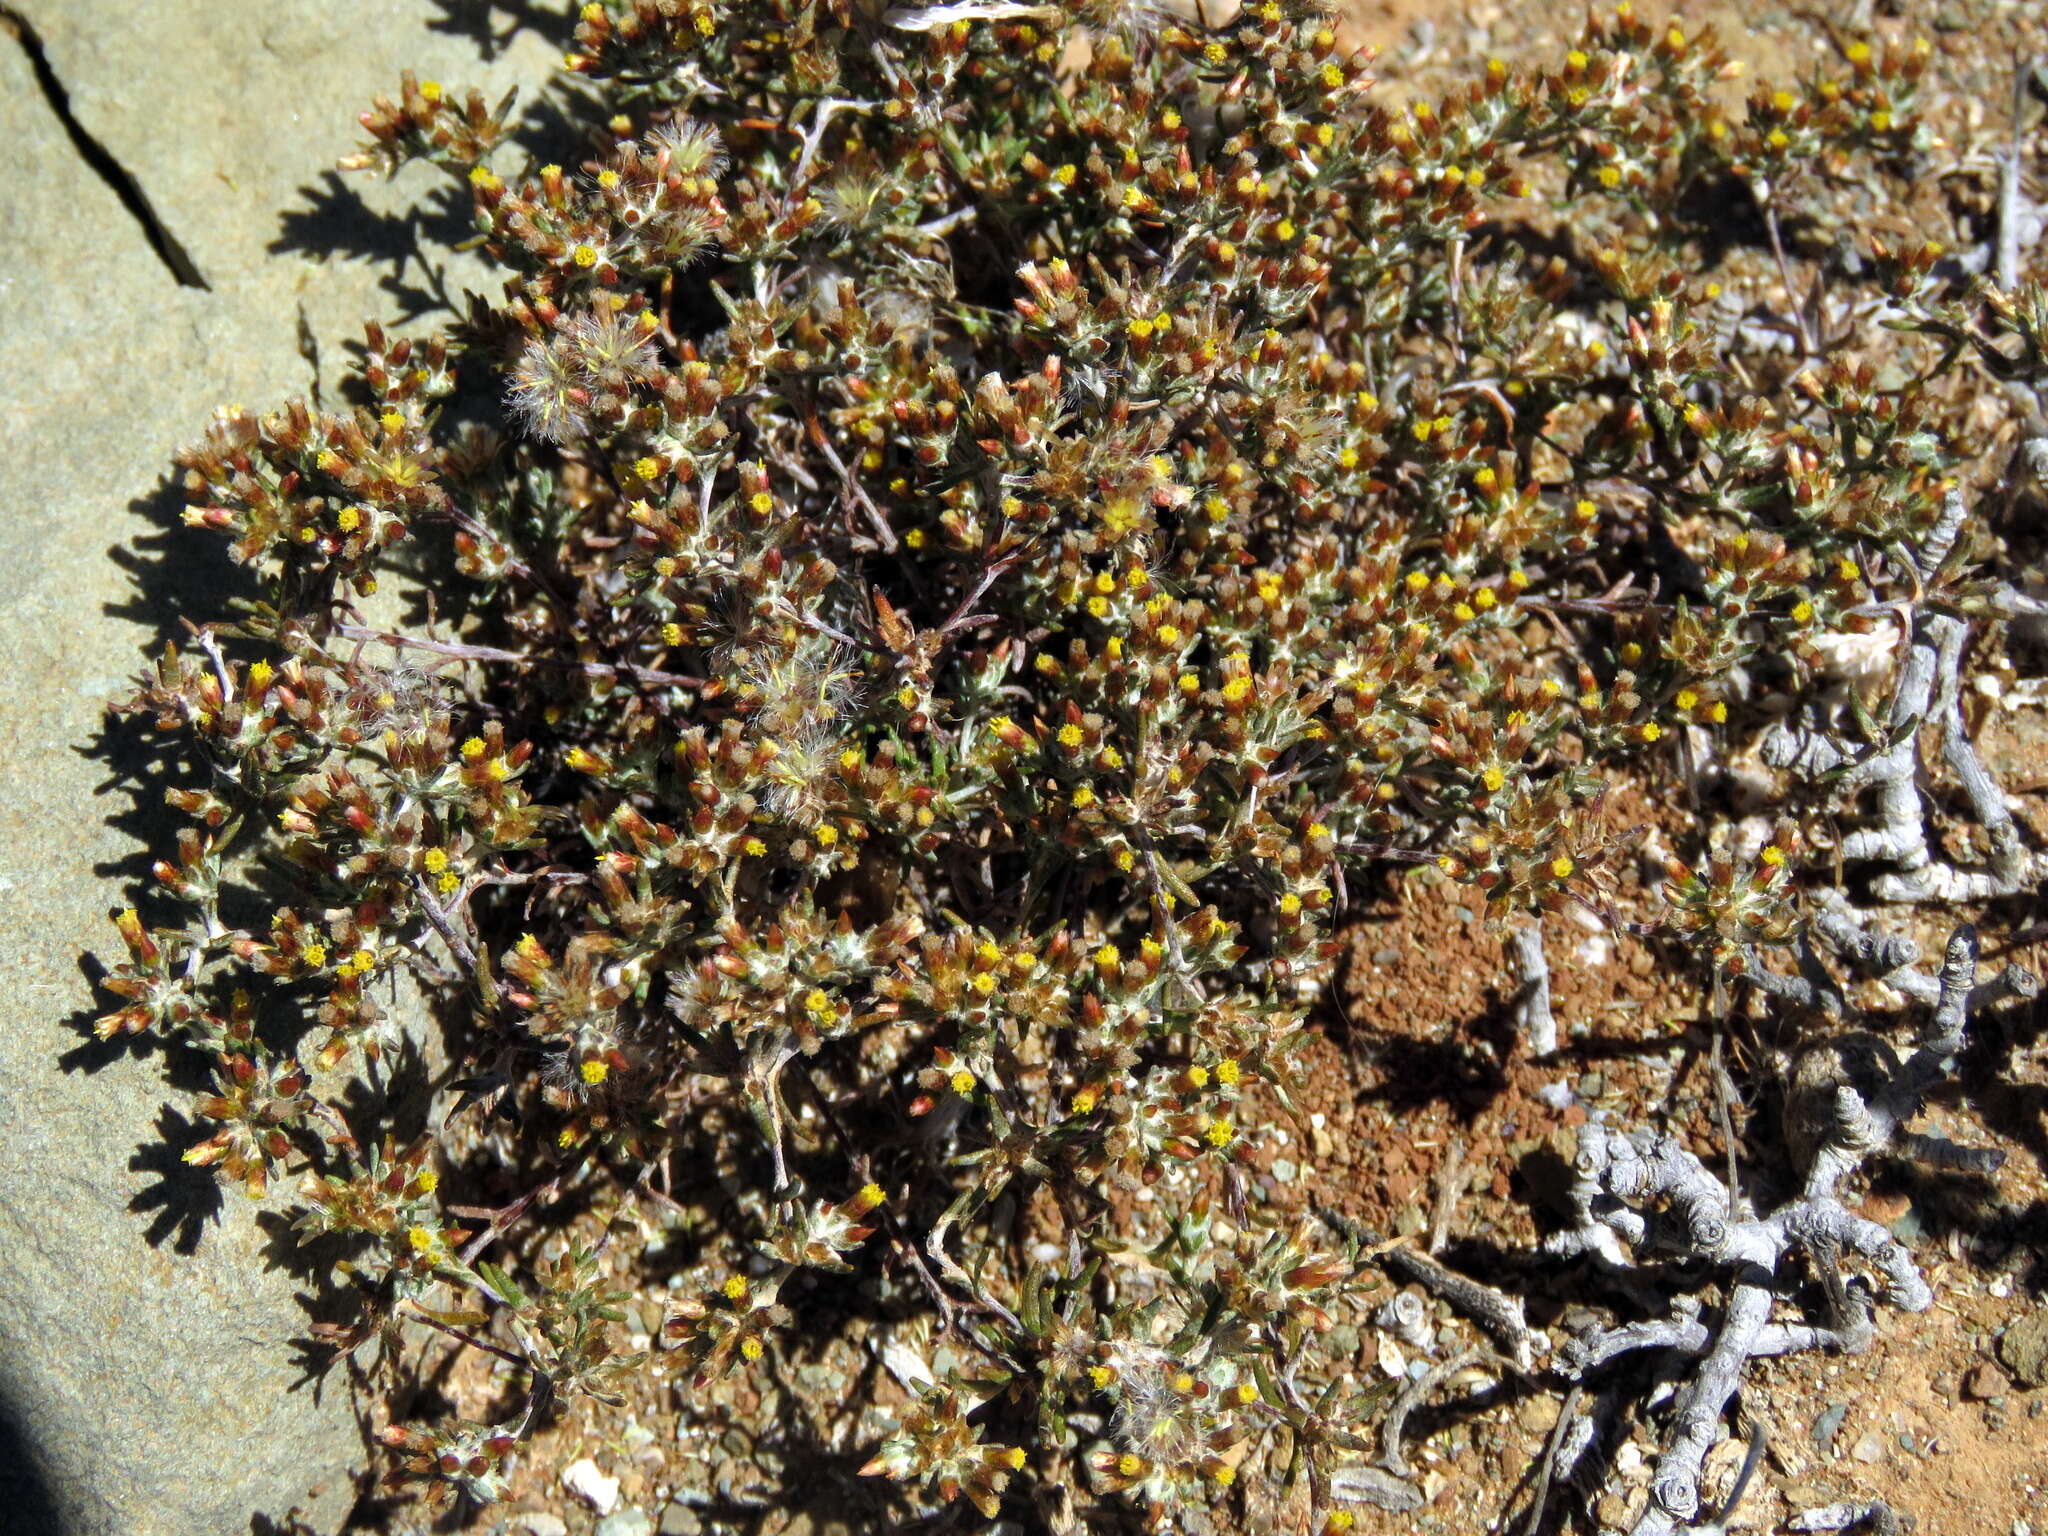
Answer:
[1761, 491, 2042, 904]
[1510, 921, 1558, 1057]
[1321, 1205, 1535, 1372]
[1545, 925, 2018, 1535]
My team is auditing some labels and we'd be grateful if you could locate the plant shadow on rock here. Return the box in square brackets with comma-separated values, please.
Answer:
[126, 1103, 229, 1256]
[270, 172, 480, 327]
[421, 0, 576, 64]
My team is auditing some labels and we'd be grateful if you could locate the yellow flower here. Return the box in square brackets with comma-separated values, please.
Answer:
[743, 836, 768, 857]
[1550, 855, 1574, 879]
[1216, 1058, 1241, 1085]
[300, 942, 327, 969]
[336, 506, 361, 533]
[1071, 1088, 1098, 1116]
[1481, 765, 1506, 793]
[1221, 676, 1251, 704]
[406, 1225, 437, 1254]
[1095, 943, 1120, 968]
[1057, 723, 1084, 749]
[1204, 1117, 1234, 1147]
[1760, 845, 1786, 866]
[634, 456, 660, 480]
[1087, 1363, 1114, 1388]
[580, 1058, 609, 1085]
[723, 1275, 749, 1301]
[1117, 1452, 1144, 1477]
[460, 736, 486, 759]
[422, 848, 449, 874]
[739, 1336, 764, 1361]
[571, 243, 599, 268]
[949, 1068, 976, 1095]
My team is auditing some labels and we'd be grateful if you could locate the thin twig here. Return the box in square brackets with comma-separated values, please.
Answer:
[1522, 1383, 1586, 1536]
[332, 623, 703, 688]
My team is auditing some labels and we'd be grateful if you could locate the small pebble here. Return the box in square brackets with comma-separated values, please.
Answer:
[1963, 1363, 2006, 1401]
[511, 1516, 569, 1536]
[596, 1514, 655, 1536]
[1812, 1402, 1849, 1451]
[564, 1457, 622, 1516]
[1850, 1431, 1886, 1464]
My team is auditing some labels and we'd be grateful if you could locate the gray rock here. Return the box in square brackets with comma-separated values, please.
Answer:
[0, 3, 553, 1533]
[510, 1517, 571, 1536]
[659, 1504, 704, 1536]
[596, 1513, 656, 1536]
[1997, 1307, 2048, 1389]
[1811, 1401, 1849, 1451]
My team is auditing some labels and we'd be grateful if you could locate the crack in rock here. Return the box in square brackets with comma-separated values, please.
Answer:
[1, 3, 209, 289]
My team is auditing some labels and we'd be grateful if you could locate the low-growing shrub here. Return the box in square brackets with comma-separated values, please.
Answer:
[98, 0, 2045, 1528]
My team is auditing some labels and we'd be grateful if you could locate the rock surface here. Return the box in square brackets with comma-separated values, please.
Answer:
[0, 4, 554, 1533]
